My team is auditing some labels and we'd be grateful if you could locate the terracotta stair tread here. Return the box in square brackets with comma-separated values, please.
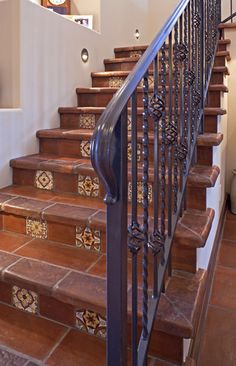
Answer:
[174, 208, 215, 248]
[203, 107, 226, 115]
[196, 132, 223, 146]
[104, 56, 141, 64]
[187, 165, 220, 187]
[10, 153, 220, 190]
[218, 38, 231, 45]
[0, 185, 106, 210]
[218, 22, 236, 29]
[10, 154, 91, 174]
[0, 186, 214, 250]
[212, 65, 230, 75]
[208, 84, 229, 92]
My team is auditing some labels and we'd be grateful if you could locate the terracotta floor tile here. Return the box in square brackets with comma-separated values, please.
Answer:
[0, 193, 17, 208]
[210, 265, 236, 309]
[0, 303, 67, 361]
[51, 194, 105, 210]
[218, 239, 236, 268]
[225, 209, 236, 222]
[54, 271, 106, 313]
[198, 305, 236, 366]
[3, 258, 68, 295]
[0, 231, 31, 252]
[16, 239, 101, 272]
[46, 330, 106, 366]
[223, 219, 236, 240]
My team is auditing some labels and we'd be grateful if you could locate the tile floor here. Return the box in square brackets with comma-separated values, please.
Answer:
[198, 209, 236, 365]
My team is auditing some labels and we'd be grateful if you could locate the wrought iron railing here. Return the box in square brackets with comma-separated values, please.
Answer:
[91, 0, 221, 365]
[222, 0, 236, 23]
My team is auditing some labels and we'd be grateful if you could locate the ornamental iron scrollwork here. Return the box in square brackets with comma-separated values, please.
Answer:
[193, 13, 201, 28]
[148, 230, 165, 264]
[128, 224, 144, 254]
[187, 70, 195, 86]
[148, 95, 165, 120]
[165, 122, 178, 145]
[175, 42, 188, 62]
[177, 142, 188, 161]
[193, 89, 201, 106]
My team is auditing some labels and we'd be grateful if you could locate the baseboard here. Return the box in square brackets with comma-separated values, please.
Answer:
[186, 193, 228, 364]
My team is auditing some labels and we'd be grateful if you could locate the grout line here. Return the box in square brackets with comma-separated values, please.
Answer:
[52, 270, 72, 291]
[42, 327, 71, 364]
[86, 253, 105, 273]
[12, 238, 35, 253]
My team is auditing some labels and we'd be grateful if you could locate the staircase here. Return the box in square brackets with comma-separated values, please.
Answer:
[0, 25, 230, 366]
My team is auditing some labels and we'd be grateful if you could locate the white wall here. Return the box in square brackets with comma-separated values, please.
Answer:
[0, 0, 20, 107]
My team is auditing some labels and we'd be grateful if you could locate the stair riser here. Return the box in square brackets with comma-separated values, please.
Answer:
[2, 212, 106, 253]
[77, 91, 182, 108]
[105, 54, 226, 72]
[38, 137, 214, 168]
[214, 55, 227, 67]
[186, 186, 206, 210]
[206, 91, 221, 108]
[210, 72, 224, 84]
[92, 71, 225, 88]
[59, 111, 220, 135]
[77, 90, 221, 109]
[115, 50, 146, 59]
[171, 244, 197, 273]
[60, 112, 102, 130]
[217, 44, 228, 52]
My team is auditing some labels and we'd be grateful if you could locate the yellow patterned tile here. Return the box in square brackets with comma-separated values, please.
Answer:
[128, 181, 153, 204]
[26, 218, 48, 239]
[127, 142, 141, 162]
[108, 77, 124, 88]
[76, 309, 106, 339]
[79, 114, 96, 129]
[130, 50, 142, 58]
[76, 226, 101, 252]
[35, 170, 53, 191]
[78, 175, 99, 197]
[12, 286, 39, 314]
[80, 141, 91, 158]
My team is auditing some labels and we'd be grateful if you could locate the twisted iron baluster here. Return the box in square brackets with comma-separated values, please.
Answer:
[191, 0, 197, 145]
[160, 43, 167, 249]
[173, 22, 179, 213]
[142, 72, 149, 340]
[181, 8, 189, 174]
[128, 90, 143, 366]
[148, 55, 165, 297]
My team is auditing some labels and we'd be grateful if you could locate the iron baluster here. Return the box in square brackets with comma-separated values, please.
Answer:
[141, 72, 149, 343]
[167, 32, 173, 236]
[173, 22, 179, 213]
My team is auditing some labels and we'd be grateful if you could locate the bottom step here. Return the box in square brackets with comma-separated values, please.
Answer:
[0, 302, 175, 366]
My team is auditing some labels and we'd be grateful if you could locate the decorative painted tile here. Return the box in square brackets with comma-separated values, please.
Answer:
[127, 142, 141, 162]
[78, 175, 99, 197]
[76, 226, 101, 252]
[35, 170, 53, 191]
[127, 115, 132, 131]
[79, 114, 96, 129]
[128, 182, 153, 204]
[12, 286, 39, 314]
[80, 140, 91, 158]
[108, 77, 124, 88]
[76, 309, 106, 339]
[130, 50, 142, 58]
[26, 218, 48, 239]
